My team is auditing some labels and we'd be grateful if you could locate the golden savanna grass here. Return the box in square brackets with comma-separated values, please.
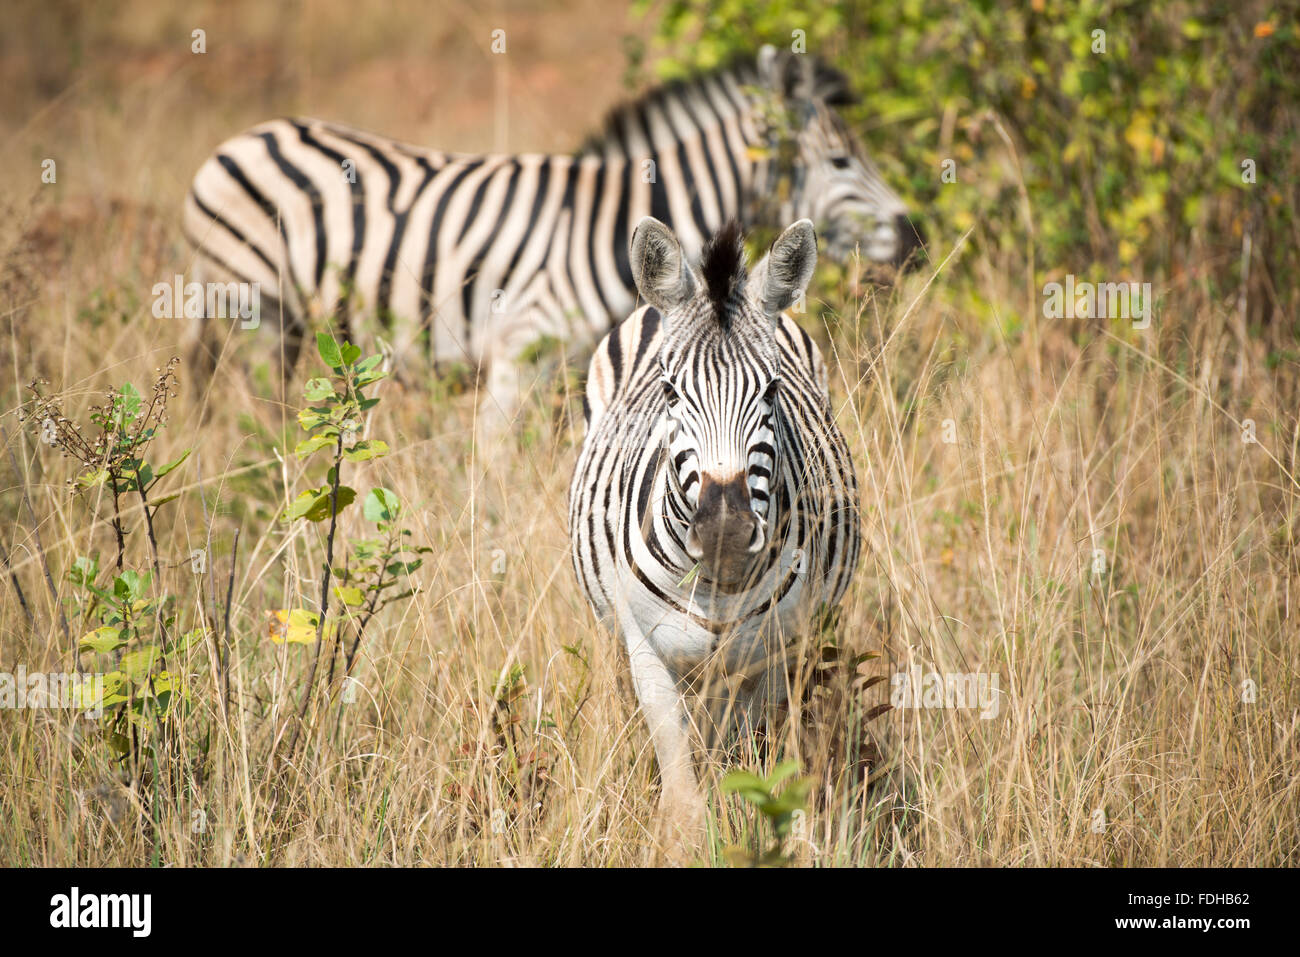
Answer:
[2, 1, 1297, 866]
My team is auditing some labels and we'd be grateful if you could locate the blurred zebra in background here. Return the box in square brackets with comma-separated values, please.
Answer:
[184, 44, 921, 434]
[568, 217, 860, 826]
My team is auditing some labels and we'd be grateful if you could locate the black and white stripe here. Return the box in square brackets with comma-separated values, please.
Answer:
[184, 46, 917, 426]
[567, 218, 860, 816]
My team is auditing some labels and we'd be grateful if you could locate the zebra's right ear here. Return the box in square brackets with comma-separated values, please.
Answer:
[630, 217, 697, 313]
[750, 219, 818, 317]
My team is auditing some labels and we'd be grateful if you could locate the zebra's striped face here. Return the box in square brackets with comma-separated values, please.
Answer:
[631, 215, 819, 588]
[753, 45, 923, 270]
[792, 105, 917, 267]
[660, 335, 780, 580]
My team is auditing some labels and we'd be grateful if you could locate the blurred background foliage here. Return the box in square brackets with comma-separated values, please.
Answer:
[633, 0, 1300, 342]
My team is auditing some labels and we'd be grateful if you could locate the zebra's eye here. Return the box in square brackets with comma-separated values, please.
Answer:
[829, 155, 852, 170]
[660, 376, 679, 406]
[762, 377, 781, 405]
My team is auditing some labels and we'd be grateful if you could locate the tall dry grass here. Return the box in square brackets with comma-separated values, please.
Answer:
[1, 0, 1297, 866]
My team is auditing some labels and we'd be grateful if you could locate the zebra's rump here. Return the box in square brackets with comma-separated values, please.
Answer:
[183, 116, 618, 369]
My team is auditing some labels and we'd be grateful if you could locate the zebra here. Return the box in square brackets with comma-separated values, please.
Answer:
[183, 45, 921, 437]
[567, 216, 860, 828]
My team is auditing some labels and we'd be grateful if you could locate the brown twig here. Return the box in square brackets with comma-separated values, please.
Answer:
[2, 426, 71, 652]
[279, 432, 344, 767]
[0, 540, 35, 627]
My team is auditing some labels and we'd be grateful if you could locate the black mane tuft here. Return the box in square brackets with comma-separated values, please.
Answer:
[700, 221, 746, 329]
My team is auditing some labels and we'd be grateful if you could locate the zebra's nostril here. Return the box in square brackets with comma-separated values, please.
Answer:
[687, 472, 760, 570]
[685, 527, 704, 560]
[894, 214, 926, 270]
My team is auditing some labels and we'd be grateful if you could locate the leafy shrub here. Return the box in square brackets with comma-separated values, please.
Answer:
[638, 0, 1299, 334]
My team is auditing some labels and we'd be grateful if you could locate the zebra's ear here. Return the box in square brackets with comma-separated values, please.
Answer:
[750, 219, 818, 317]
[630, 217, 698, 313]
[757, 45, 779, 85]
[757, 44, 812, 100]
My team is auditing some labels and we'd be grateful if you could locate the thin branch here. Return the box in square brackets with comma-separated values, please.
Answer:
[0, 540, 35, 627]
[280, 433, 344, 767]
[2, 426, 71, 652]
[222, 527, 238, 720]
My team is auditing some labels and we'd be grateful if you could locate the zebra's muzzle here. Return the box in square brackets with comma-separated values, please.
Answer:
[686, 473, 765, 587]
[824, 212, 926, 271]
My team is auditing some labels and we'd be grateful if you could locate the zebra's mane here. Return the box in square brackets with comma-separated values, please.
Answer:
[700, 221, 746, 330]
[577, 52, 856, 157]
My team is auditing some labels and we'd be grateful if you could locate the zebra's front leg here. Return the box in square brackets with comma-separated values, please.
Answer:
[474, 313, 546, 459]
[621, 622, 708, 842]
[475, 308, 593, 458]
[475, 355, 521, 464]
[733, 653, 790, 764]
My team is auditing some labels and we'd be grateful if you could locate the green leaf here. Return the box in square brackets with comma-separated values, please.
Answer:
[73, 672, 123, 711]
[77, 468, 110, 489]
[295, 435, 336, 459]
[343, 440, 389, 462]
[316, 332, 344, 369]
[113, 570, 148, 602]
[285, 485, 356, 522]
[334, 585, 365, 607]
[116, 383, 143, 423]
[148, 671, 182, 696]
[79, 626, 126, 654]
[720, 770, 769, 804]
[120, 647, 163, 682]
[267, 608, 335, 644]
[364, 487, 401, 522]
[766, 760, 801, 789]
[341, 342, 362, 366]
[304, 378, 335, 401]
[153, 449, 192, 480]
[285, 487, 326, 521]
[353, 355, 386, 387]
[70, 555, 100, 586]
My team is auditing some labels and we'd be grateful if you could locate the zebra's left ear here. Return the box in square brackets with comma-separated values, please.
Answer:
[630, 217, 698, 313]
[750, 219, 818, 317]
[757, 43, 813, 100]
[757, 45, 779, 86]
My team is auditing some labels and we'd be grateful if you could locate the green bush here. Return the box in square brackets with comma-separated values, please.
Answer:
[638, 0, 1299, 333]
